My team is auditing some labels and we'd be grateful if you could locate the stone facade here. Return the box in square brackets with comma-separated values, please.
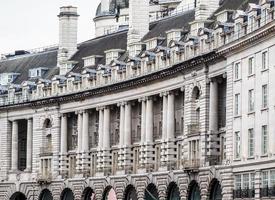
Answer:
[1, 0, 275, 200]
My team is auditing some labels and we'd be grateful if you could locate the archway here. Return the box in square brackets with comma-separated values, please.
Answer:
[188, 181, 201, 200]
[102, 186, 117, 200]
[145, 183, 158, 200]
[209, 179, 222, 200]
[124, 185, 138, 200]
[39, 189, 53, 200]
[60, 188, 74, 200]
[167, 182, 180, 200]
[82, 187, 95, 200]
[10, 192, 27, 200]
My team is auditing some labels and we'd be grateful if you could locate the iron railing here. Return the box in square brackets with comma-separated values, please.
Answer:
[233, 189, 255, 199]
[260, 187, 275, 197]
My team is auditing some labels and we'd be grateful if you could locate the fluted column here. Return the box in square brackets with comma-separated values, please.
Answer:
[209, 78, 218, 132]
[26, 118, 33, 172]
[11, 120, 18, 171]
[167, 92, 175, 139]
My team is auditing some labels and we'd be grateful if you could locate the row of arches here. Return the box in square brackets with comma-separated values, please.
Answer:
[9, 179, 222, 200]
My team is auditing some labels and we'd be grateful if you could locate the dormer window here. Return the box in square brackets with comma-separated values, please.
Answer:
[29, 68, 48, 78]
[83, 55, 103, 67]
[146, 39, 157, 50]
[166, 29, 182, 44]
[129, 43, 142, 57]
[104, 49, 124, 65]
[0, 73, 19, 85]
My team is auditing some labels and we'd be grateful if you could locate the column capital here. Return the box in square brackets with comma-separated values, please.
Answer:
[96, 106, 105, 111]
[117, 102, 126, 107]
[138, 97, 147, 102]
[75, 110, 84, 115]
[159, 91, 168, 97]
[180, 86, 185, 92]
[59, 113, 67, 118]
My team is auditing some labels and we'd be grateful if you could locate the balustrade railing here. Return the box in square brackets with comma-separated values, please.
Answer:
[233, 189, 255, 199]
[182, 159, 200, 169]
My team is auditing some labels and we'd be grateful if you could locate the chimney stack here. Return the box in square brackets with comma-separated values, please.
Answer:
[195, 0, 220, 20]
[127, 0, 149, 49]
[58, 6, 79, 75]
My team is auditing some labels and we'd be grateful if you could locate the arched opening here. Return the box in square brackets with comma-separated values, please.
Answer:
[60, 188, 74, 200]
[39, 189, 53, 200]
[102, 186, 117, 200]
[10, 192, 27, 200]
[145, 183, 159, 200]
[191, 86, 200, 101]
[188, 181, 201, 200]
[167, 182, 180, 200]
[209, 179, 222, 200]
[82, 187, 95, 200]
[124, 185, 138, 200]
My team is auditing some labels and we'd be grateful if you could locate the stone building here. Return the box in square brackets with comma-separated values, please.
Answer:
[0, 0, 275, 199]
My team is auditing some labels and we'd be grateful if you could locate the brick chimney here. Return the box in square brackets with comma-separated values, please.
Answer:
[127, 0, 149, 49]
[58, 6, 79, 75]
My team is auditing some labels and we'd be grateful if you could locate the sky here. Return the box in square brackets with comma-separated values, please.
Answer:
[0, 0, 101, 55]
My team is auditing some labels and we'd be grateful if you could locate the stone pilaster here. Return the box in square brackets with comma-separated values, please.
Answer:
[123, 102, 132, 172]
[76, 110, 83, 174]
[81, 110, 90, 174]
[118, 103, 125, 171]
[102, 107, 111, 175]
[96, 107, 104, 174]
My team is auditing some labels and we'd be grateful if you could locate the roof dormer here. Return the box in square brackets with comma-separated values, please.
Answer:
[144, 37, 165, 50]
[0, 73, 20, 86]
[215, 10, 234, 23]
[166, 29, 182, 45]
[104, 49, 125, 65]
[83, 55, 103, 68]
[29, 67, 48, 78]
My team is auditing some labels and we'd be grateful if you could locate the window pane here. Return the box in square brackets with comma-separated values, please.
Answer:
[235, 131, 241, 159]
[248, 129, 254, 157]
[262, 125, 268, 155]
[262, 85, 268, 108]
[243, 174, 249, 189]
[235, 175, 242, 189]
[262, 171, 269, 188]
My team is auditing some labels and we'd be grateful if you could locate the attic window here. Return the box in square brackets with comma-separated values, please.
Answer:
[166, 30, 182, 44]
[29, 68, 48, 78]
[84, 57, 96, 67]
[105, 49, 124, 65]
[0, 73, 19, 85]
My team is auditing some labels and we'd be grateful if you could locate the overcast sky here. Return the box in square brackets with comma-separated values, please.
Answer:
[0, 0, 101, 55]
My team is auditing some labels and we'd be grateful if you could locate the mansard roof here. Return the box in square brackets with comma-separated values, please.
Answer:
[0, 49, 58, 84]
[215, 0, 259, 15]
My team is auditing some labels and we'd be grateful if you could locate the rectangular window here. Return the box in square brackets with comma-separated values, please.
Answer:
[251, 173, 255, 189]
[243, 174, 250, 189]
[262, 85, 268, 108]
[262, 125, 268, 155]
[248, 129, 254, 157]
[234, 62, 241, 80]
[271, 170, 275, 187]
[235, 131, 241, 159]
[248, 89, 255, 112]
[235, 93, 240, 116]
[235, 175, 242, 189]
[262, 51, 268, 70]
[262, 171, 269, 188]
[248, 57, 254, 75]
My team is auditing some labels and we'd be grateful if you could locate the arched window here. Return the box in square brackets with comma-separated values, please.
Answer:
[209, 179, 222, 200]
[60, 188, 74, 200]
[10, 192, 27, 200]
[191, 86, 200, 101]
[39, 189, 53, 200]
[82, 187, 95, 200]
[188, 181, 201, 200]
[124, 185, 138, 200]
[43, 118, 52, 129]
[167, 182, 180, 200]
[103, 187, 117, 200]
[145, 183, 158, 200]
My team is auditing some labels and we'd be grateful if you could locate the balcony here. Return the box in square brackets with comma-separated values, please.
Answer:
[182, 159, 200, 169]
[187, 123, 200, 136]
[260, 187, 275, 197]
[205, 155, 222, 166]
[40, 146, 53, 157]
[37, 173, 52, 185]
[233, 189, 255, 199]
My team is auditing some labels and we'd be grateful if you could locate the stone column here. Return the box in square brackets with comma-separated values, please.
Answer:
[209, 78, 218, 132]
[97, 108, 104, 173]
[167, 92, 175, 139]
[11, 120, 18, 171]
[160, 92, 168, 167]
[76, 111, 83, 174]
[144, 97, 154, 169]
[102, 107, 111, 174]
[26, 118, 33, 172]
[59, 114, 68, 175]
[124, 102, 132, 171]
[141, 99, 146, 144]
[118, 103, 125, 170]
[145, 98, 153, 143]
[82, 110, 89, 173]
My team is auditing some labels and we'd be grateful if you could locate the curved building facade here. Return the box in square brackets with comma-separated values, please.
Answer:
[1, 0, 275, 200]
